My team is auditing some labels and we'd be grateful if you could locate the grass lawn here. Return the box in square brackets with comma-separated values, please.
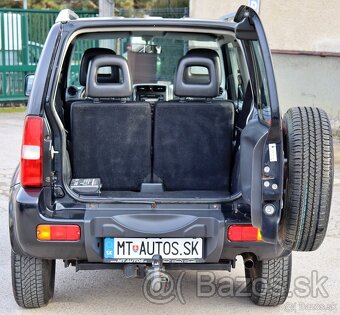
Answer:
[0, 106, 26, 113]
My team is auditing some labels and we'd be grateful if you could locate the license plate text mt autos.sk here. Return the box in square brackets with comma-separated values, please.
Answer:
[104, 238, 203, 261]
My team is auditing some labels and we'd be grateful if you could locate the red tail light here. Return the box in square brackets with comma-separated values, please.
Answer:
[37, 225, 81, 241]
[21, 116, 44, 188]
[228, 225, 262, 242]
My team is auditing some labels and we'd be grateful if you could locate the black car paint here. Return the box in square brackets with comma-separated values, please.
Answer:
[9, 183, 289, 261]
[9, 7, 290, 266]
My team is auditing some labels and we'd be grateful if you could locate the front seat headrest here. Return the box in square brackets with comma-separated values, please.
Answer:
[86, 55, 132, 99]
[185, 48, 221, 85]
[79, 48, 119, 86]
[174, 53, 219, 98]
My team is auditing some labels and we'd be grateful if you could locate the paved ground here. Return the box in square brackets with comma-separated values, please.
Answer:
[0, 112, 339, 315]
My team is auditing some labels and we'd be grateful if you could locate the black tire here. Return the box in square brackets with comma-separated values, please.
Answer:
[280, 107, 333, 251]
[11, 250, 55, 308]
[245, 254, 292, 306]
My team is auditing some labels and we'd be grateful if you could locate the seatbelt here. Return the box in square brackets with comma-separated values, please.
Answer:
[237, 82, 252, 129]
[235, 82, 253, 149]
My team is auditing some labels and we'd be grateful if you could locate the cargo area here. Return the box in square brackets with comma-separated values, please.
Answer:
[58, 31, 241, 201]
[68, 97, 235, 200]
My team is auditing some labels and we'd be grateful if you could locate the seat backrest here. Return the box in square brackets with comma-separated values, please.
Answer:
[154, 50, 234, 191]
[71, 55, 152, 191]
[65, 48, 119, 135]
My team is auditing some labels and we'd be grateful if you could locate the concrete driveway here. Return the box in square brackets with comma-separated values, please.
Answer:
[0, 112, 339, 314]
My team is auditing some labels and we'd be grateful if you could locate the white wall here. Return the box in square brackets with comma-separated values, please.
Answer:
[190, 0, 340, 53]
[190, 0, 340, 128]
[273, 54, 340, 123]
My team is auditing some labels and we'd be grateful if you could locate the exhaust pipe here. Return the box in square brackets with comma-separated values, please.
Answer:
[243, 254, 255, 269]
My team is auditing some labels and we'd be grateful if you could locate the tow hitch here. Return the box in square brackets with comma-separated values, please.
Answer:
[146, 255, 169, 291]
[122, 254, 169, 287]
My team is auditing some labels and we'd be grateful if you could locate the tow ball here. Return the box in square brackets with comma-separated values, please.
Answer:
[147, 255, 169, 291]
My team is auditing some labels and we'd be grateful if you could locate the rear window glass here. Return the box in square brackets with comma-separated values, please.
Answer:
[67, 33, 220, 87]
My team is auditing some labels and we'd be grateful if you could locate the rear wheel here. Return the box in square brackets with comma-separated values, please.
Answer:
[244, 254, 292, 306]
[11, 250, 55, 308]
[280, 107, 333, 251]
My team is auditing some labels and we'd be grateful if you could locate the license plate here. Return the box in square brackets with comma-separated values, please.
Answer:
[104, 238, 203, 262]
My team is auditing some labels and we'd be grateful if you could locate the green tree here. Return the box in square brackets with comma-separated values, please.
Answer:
[0, 0, 23, 8]
[55, 1, 99, 10]
[116, 0, 134, 10]
[28, 0, 60, 9]
[0, 0, 188, 10]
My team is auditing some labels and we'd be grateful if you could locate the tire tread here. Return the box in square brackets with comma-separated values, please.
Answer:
[281, 107, 333, 251]
[249, 255, 292, 306]
[11, 251, 55, 308]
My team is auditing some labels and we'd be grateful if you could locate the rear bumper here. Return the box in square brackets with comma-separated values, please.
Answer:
[9, 185, 86, 260]
[9, 185, 290, 263]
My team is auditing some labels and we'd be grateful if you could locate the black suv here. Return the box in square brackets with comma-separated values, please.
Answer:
[9, 6, 333, 308]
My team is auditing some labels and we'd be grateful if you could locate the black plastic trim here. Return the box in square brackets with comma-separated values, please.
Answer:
[9, 184, 290, 262]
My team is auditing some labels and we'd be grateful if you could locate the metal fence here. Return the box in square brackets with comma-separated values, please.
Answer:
[0, 7, 188, 104]
[0, 8, 97, 103]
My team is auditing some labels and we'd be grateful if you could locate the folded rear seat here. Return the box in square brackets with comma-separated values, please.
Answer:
[64, 48, 118, 135]
[71, 55, 152, 191]
[154, 50, 234, 191]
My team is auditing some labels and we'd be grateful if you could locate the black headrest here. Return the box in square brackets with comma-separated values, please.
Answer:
[174, 53, 219, 98]
[185, 49, 221, 85]
[79, 48, 118, 86]
[86, 55, 132, 98]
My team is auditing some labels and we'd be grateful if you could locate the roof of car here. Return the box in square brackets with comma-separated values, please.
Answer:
[56, 9, 236, 32]
[61, 17, 236, 33]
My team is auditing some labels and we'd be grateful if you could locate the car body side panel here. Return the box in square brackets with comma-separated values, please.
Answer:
[9, 185, 87, 259]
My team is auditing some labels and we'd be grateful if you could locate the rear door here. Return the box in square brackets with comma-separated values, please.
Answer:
[233, 6, 284, 243]
[234, 5, 280, 131]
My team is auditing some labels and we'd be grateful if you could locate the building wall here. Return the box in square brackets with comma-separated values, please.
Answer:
[273, 54, 340, 120]
[190, 0, 340, 53]
[190, 0, 340, 128]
